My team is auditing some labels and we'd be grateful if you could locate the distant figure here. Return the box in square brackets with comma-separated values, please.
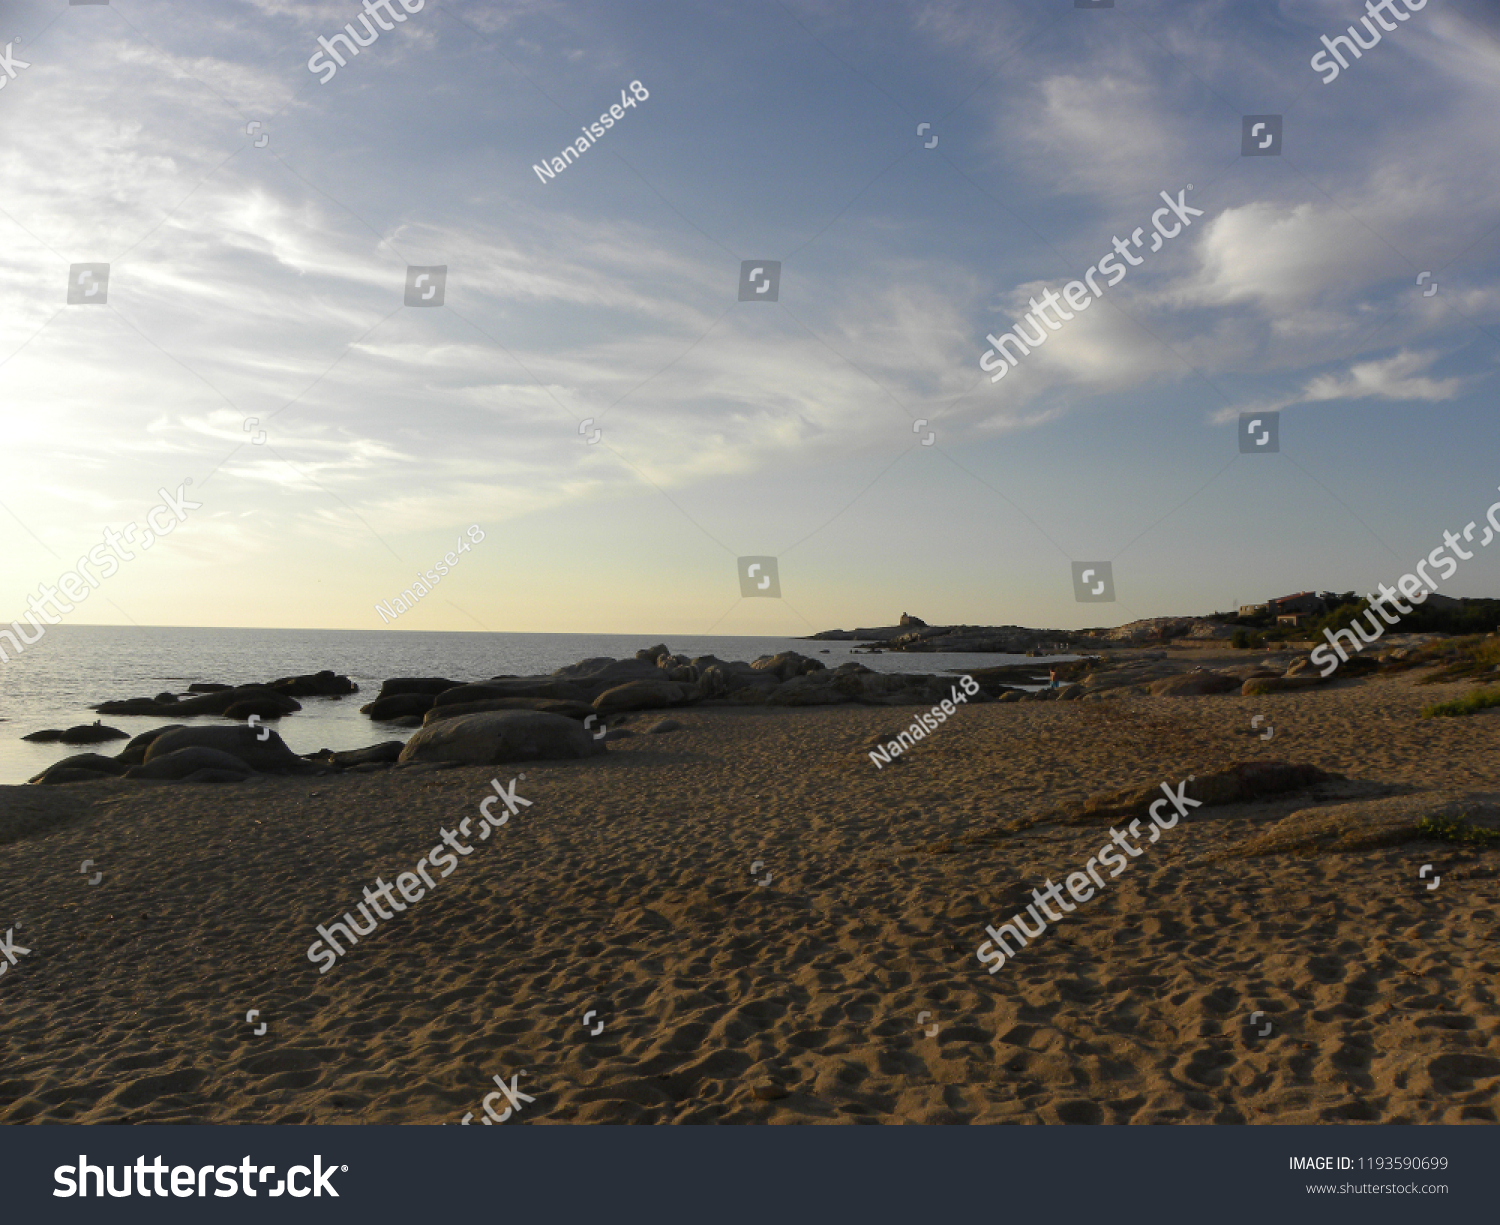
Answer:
[1048, 669, 1059, 689]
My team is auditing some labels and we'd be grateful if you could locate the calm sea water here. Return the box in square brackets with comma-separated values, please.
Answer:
[0, 626, 1058, 785]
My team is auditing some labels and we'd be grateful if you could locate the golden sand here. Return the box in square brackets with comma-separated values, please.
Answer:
[1, 665, 1497, 1123]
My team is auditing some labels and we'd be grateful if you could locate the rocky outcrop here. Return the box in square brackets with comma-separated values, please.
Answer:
[268, 670, 358, 697]
[422, 697, 596, 725]
[95, 685, 302, 719]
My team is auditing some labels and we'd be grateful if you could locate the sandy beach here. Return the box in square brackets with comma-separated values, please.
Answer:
[2, 652, 1499, 1125]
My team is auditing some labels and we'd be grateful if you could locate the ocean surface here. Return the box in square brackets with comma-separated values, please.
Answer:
[0, 626, 1066, 786]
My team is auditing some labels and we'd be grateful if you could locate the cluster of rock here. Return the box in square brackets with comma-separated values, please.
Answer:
[28, 724, 334, 786]
[992, 651, 1380, 702]
[806, 622, 1075, 653]
[87, 671, 357, 720]
[360, 644, 992, 729]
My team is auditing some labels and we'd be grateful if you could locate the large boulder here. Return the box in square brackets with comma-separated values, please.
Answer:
[374, 678, 463, 700]
[128, 747, 256, 781]
[20, 729, 65, 743]
[550, 657, 664, 691]
[303, 741, 406, 769]
[362, 692, 437, 720]
[434, 679, 591, 706]
[96, 685, 301, 718]
[143, 726, 322, 774]
[767, 674, 853, 706]
[116, 725, 186, 766]
[592, 680, 692, 714]
[422, 697, 596, 725]
[223, 698, 289, 721]
[397, 711, 607, 765]
[29, 754, 128, 784]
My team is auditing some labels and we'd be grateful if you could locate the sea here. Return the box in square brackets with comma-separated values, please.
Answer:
[0, 626, 1065, 786]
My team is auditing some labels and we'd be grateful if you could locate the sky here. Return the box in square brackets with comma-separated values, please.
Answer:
[1, 0, 1497, 639]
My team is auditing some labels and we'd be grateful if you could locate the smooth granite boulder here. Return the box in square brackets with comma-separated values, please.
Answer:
[422, 697, 597, 726]
[592, 680, 692, 714]
[374, 678, 463, 700]
[270, 670, 357, 697]
[223, 698, 288, 721]
[20, 729, 65, 743]
[362, 693, 436, 720]
[28, 754, 129, 784]
[128, 747, 256, 781]
[434, 679, 591, 706]
[116, 725, 187, 766]
[143, 725, 321, 774]
[397, 711, 607, 765]
[303, 741, 406, 770]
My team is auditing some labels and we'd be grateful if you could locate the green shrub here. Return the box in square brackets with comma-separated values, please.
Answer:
[1420, 688, 1500, 718]
[1414, 816, 1500, 847]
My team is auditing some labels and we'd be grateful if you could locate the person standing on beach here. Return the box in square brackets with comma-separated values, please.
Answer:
[1048, 669, 1058, 689]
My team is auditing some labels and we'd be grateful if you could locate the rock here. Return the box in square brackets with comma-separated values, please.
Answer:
[635, 644, 671, 663]
[751, 652, 825, 682]
[30, 768, 117, 786]
[116, 725, 186, 766]
[1149, 673, 1240, 697]
[1284, 657, 1320, 677]
[58, 724, 129, 745]
[21, 729, 64, 743]
[143, 726, 321, 775]
[304, 741, 405, 769]
[270, 670, 357, 697]
[645, 718, 686, 734]
[1057, 684, 1084, 700]
[433, 679, 591, 706]
[767, 675, 854, 706]
[28, 754, 128, 784]
[187, 683, 232, 694]
[422, 697, 597, 726]
[550, 657, 664, 691]
[95, 685, 300, 719]
[1234, 791, 1500, 858]
[153, 692, 179, 704]
[1241, 677, 1325, 695]
[397, 711, 607, 766]
[374, 678, 463, 699]
[592, 680, 692, 714]
[388, 715, 425, 729]
[128, 747, 257, 781]
[222, 699, 288, 721]
[362, 693, 437, 720]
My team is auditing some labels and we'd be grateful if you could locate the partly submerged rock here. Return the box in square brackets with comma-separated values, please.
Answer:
[143, 725, 321, 775]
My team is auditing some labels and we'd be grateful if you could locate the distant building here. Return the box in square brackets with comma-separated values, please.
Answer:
[1276, 613, 1309, 627]
[1268, 591, 1325, 616]
[1237, 603, 1269, 617]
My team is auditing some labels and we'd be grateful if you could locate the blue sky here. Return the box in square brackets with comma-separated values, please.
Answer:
[1, 0, 1497, 638]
